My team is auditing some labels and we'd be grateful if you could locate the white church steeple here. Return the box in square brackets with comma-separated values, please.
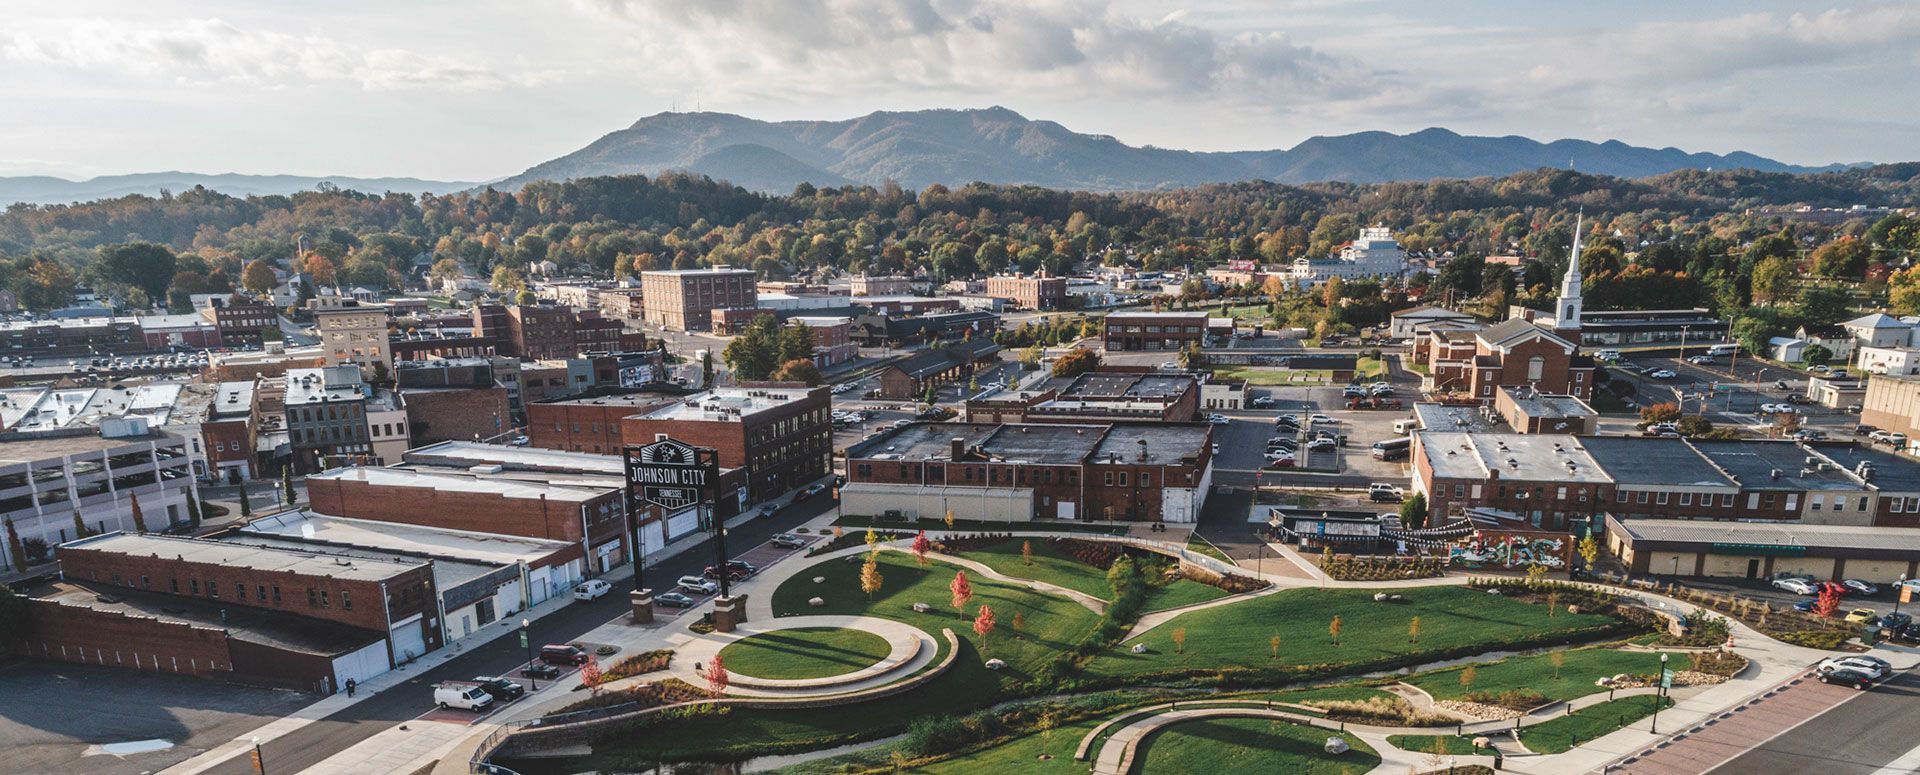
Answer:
[1555, 212, 1584, 333]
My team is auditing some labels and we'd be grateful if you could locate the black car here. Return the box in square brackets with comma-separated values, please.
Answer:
[1878, 611, 1913, 631]
[756, 504, 778, 519]
[1894, 622, 1920, 644]
[1818, 667, 1876, 690]
[471, 676, 525, 701]
[522, 663, 561, 680]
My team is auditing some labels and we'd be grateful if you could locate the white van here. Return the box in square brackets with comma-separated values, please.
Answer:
[1593, 350, 1621, 362]
[1706, 343, 1738, 357]
[434, 681, 496, 711]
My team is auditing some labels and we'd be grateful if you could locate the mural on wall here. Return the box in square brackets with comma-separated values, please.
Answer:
[1450, 530, 1569, 569]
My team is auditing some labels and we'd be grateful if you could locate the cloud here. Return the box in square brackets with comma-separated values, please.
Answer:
[576, 0, 1384, 106]
[1, 18, 513, 91]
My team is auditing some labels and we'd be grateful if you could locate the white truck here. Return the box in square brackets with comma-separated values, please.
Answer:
[434, 681, 496, 712]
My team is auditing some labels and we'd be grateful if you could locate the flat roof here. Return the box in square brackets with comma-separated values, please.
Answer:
[639, 387, 817, 422]
[1417, 432, 1608, 483]
[1579, 436, 1736, 488]
[306, 466, 610, 501]
[402, 440, 626, 475]
[1690, 439, 1864, 492]
[848, 421, 1209, 466]
[1092, 424, 1211, 466]
[536, 391, 682, 409]
[239, 509, 575, 567]
[1056, 372, 1197, 400]
[1411, 402, 1500, 433]
[1106, 311, 1210, 320]
[63, 532, 425, 582]
[216, 532, 496, 590]
[1612, 517, 1920, 553]
[641, 268, 755, 276]
[34, 579, 383, 656]
[1500, 387, 1596, 418]
[0, 430, 183, 464]
[1807, 442, 1920, 492]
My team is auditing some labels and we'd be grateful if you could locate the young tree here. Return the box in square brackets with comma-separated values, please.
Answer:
[1578, 536, 1600, 571]
[1021, 540, 1034, 566]
[1813, 585, 1841, 617]
[186, 488, 204, 528]
[972, 605, 997, 643]
[944, 508, 956, 530]
[581, 655, 604, 696]
[704, 654, 730, 696]
[1547, 590, 1561, 618]
[1270, 634, 1281, 659]
[1171, 626, 1187, 654]
[127, 492, 149, 533]
[950, 570, 973, 612]
[1550, 650, 1566, 680]
[860, 552, 884, 601]
[282, 466, 296, 506]
[1397, 493, 1427, 528]
[239, 485, 253, 518]
[910, 530, 931, 566]
[1328, 615, 1342, 646]
[864, 527, 879, 550]
[1011, 611, 1024, 635]
[700, 350, 715, 388]
[1459, 665, 1477, 694]
[72, 511, 88, 540]
[1408, 616, 1421, 645]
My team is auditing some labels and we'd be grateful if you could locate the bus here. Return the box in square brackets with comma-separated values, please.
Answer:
[1371, 437, 1411, 461]
[1705, 343, 1738, 357]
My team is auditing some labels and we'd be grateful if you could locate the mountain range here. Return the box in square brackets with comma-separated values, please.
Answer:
[0, 107, 1858, 204]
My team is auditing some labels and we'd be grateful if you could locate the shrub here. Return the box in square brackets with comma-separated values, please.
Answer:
[1322, 554, 1445, 581]
[1314, 696, 1455, 726]
[549, 678, 709, 717]
[1778, 630, 1853, 650]
[1464, 688, 1549, 711]
[601, 649, 673, 683]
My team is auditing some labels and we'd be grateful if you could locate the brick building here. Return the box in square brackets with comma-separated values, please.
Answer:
[963, 369, 1201, 424]
[984, 273, 1067, 310]
[313, 302, 392, 378]
[506, 305, 578, 361]
[283, 366, 375, 474]
[877, 339, 1003, 399]
[201, 295, 279, 345]
[1101, 312, 1209, 351]
[620, 386, 831, 502]
[788, 316, 858, 367]
[304, 466, 630, 574]
[841, 422, 1214, 522]
[39, 532, 439, 688]
[639, 267, 757, 331]
[1493, 386, 1598, 435]
[529, 390, 682, 454]
[598, 288, 646, 320]
[573, 310, 624, 354]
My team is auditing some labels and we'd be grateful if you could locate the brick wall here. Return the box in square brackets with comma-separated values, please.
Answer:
[57, 544, 434, 634]
[404, 387, 514, 444]
[22, 598, 235, 678]
[305, 475, 612, 547]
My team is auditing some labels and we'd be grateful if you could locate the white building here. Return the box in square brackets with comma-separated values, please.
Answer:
[1288, 226, 1408, 285]
[1858, 346, 1920, 376]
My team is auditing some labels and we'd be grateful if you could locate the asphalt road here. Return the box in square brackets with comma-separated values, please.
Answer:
[199, 495, 839, 775]
[1707, 667, 1920, 775]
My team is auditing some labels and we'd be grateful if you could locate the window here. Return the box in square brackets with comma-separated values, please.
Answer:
[1118, 472, 1129, 487]
[1104, 472, 1115, 486]
[1861, 496, 1871, 511]
[1471, 484, 1483, 498]
[342, 591, 352, 610]
[169, 578, 179, 593]
[320, 590, 330, 608]
[1785, 494, 1799, 511]
[1556, 487, 1567, 501]
[308, 588, 318, 607]
[1680, 493, 1693, 506]
[140, 575, 149, 590]
[1810, 495, 1824, 511]
[1453, 484, 1465, 497]
[190, 579, 200, 595]
[1656, 491, 1669, 505]
[1722, 494, 1735, 507]
[208, 582, 218, 598]
[1637, 491, 1649, 504]
[1527, 356, 1546, 381]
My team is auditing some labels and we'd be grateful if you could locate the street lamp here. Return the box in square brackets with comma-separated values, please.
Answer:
[1896, 573, 1910, 617]
[250, 736, 265, 775]
[521, 617, 536, 691]
[1650, 653, 1670, 734]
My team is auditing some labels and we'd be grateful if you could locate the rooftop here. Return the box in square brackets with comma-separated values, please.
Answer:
[641, 267, 755, 277]
[239, 509, 575, 566]
[1689, 439, 1865, 492]
[1499, 387, 1597, 419]
[306, 466, 611, 501]
[848, 421, 1210, 467]
[63, 532, 425, 582]
[1107, 311, 1210, 320]
[1411, 402, 1501, 433]
[638, 387, 820, 422]
[285, 368, 367, 406]
[1579, 436, 1736, 488]
[1806, 442, 1920, 492]
[0, 429, 183, 464]
[1416, 432, 1608, 483]
[402, 440, 626, 476]
[1611, 517, 1920, 553]
[1091, 424, 1211, 466]
[34, 579, 384, 656]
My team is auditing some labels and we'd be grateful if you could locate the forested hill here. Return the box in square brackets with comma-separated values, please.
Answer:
[490, 108, 1856, 193]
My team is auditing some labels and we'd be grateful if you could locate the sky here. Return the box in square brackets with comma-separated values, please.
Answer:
[1, 0, 1915, 181]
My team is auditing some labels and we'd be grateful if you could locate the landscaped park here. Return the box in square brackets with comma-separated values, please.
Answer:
[495, 535, 1721, 775]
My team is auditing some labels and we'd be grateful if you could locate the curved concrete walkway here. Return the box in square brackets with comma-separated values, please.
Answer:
[662, 615, 938, 698]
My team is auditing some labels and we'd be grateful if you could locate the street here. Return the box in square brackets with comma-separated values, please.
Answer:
[195, 494, 839, 775]
[1706, 667, 1920, 775]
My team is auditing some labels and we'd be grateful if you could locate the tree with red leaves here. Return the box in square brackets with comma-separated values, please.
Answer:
[580, 655, 604, 696]
[950, 570, 973, 613]
[973, 605, 996, 643]
[911, 530, 930, 566]
[1813, 584, 1842, 618]
[704, 654, 730, 696]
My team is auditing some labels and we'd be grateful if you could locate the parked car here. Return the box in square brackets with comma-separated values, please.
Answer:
[1792, 599, 1816, 613]
[1264, 457, 1296, 469]
[676, 575, 720, 594]
[770, 533, 807, 549]
[471, 676, 525, 702]
[703, 564, 750, 581]
[1787, 394, 1813, 404]
[1305, 438, 1337, 451]
[1818, 667, 1877, 690]
[1772, 577, 1819, 595]
[1843, 608, 1880, 625]
[1250, 396, 1274, 408]
[1368, 483, 1404, 502]
[1842, 579, 1880, 595]
[433, 682, 495, 711]
[540, 643, 590, 666]
[1308, 414, 1335, 424]
[654, 591, 698, 608]
[1878, 611, 1913, 630]
[1263, 450, 1296, 462]
[1208, 414, 1230, 425]
[573, 579, 612, 602]
[1687, 355, 1715, 364]
[756, 504, 778, 519]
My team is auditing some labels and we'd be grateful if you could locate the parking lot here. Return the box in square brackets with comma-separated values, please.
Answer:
[1212, 380, 1416, 486]
[0, 660, 312, 775]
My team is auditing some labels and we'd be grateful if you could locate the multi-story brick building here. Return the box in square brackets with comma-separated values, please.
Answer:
[529, 390, 682, 454]
[505, 305, 578, 361]
[620, 386, 831, 502]
[598, 288, 646, 320]
[841, 422, 1214, 522]
[304, 465, 630, 574]
[573, 310, 625, 354]
[200, 295, 279, 345]
[204, 381, 257, 483]
[851, 275, 913, 297]
[1459, 319, 1597, 402]
[1101, 312, 1209, 351]
[788, 316, 858, 367]
[313, 302, 393, 378]
[984, 273, 1067, 310]
[0, 422, 199, 573]
[284, 366, 374, 474]
[639, 267, 757, 331]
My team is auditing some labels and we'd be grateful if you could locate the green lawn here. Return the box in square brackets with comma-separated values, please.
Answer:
[1086, 587, 1620, 682]
[912, 717, 1106, 774]
[1142, 580, 1229, 612]
[1185, 533, 1234, 564]
[1213, 367, 1333, 385]
[1520, 694, 1671, 754]
[1408, 648, 1689, 705]
[1386, 733, 1481, 756]
[1137, 716, 1381, 774]
[1356, 356, 1387, 380]
[954, 538, 1114, 600]
[716, 627, 892, 680]
[1265, 684, 1397, 706]
[565, 553, 1101, 766]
